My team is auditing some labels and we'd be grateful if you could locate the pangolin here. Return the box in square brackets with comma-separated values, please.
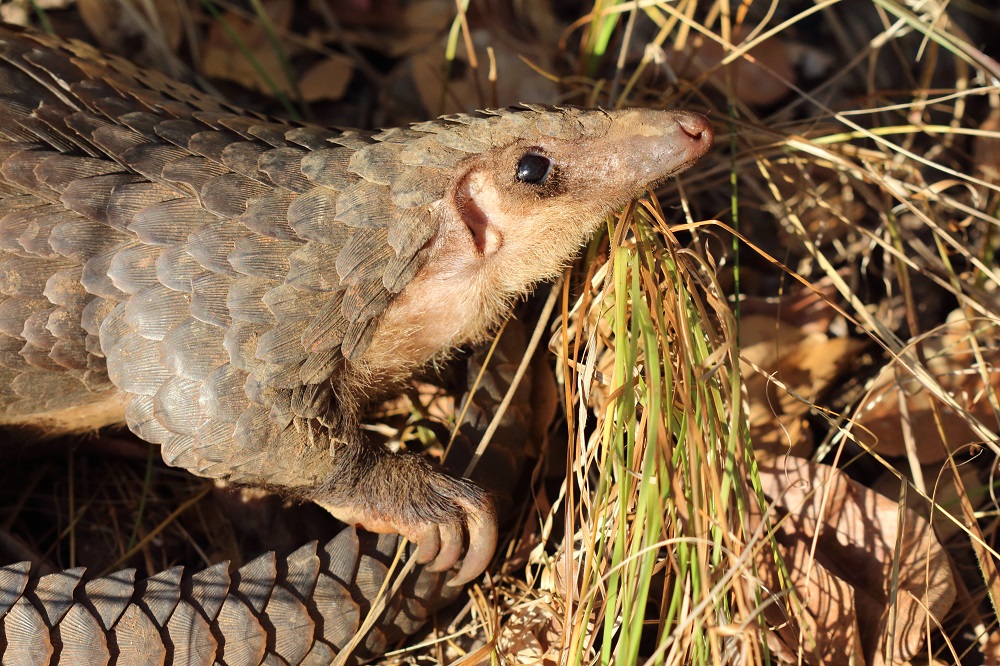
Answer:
[0, 22, 712, 655]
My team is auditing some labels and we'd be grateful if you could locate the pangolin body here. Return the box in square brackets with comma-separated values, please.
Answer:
[0, 24, 712, 663]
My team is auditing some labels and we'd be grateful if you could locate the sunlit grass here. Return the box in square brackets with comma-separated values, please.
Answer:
[547, 203, 766, 664]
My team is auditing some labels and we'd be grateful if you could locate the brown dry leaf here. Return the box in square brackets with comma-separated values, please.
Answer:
[78, 0, 184, 66]
[385, 0, 455, 57]
[751, 456, 956, 666]
[869, 457, 985, 542]
[494, 604, 564, 665]
[679, 29, 795, 107]
[529, 352, 559, 447]
[325, 0, 404, 28]
[2, 0, 72, 24]
[402, 27, 558, 117]
[200, 0, 301, 97]
[298, 54, 354, 102]
[0, 2, 31, 25]
[855, 311, 1000, 463]
[740, 311, 863, 457]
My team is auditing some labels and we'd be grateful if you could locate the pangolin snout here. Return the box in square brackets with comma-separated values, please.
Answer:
[599, 108, 714, 187]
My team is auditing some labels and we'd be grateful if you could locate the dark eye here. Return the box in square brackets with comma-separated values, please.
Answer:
[515, 152, 552, 184]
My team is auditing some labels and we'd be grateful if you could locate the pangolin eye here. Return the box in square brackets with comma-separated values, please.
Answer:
[515, 152, 552, 185]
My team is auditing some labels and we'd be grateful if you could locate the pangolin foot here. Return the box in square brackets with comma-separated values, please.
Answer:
[316, 454, 497, 587]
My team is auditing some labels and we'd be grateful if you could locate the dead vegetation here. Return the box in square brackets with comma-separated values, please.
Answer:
[1, 0, 999, 664]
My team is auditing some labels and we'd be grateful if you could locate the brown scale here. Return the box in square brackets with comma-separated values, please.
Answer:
[0, 23, 713, 664]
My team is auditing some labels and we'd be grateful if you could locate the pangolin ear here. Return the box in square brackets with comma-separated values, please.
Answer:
[454, 170, 504, 256]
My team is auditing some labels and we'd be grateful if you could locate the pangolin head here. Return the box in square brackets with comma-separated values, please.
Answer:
[363, 106, 712, 372]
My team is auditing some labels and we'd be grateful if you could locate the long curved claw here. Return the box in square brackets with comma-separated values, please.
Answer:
[447, 499, 497, 587]
[427, 522, 464, 572]
[414, 527, 440, 564]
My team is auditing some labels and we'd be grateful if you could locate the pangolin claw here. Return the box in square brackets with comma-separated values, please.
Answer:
[413, 527, 441, 564]
[448, 499, 498, 587]
[426, 522, 464, 573]
[317, 485, 498, 586]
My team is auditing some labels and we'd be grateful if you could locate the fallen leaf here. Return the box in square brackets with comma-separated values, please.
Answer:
[768, 160, 867, 249]
[984, 630, 1000, 665]
[495, 604, 564, 665]
[869, 457, 987, 542]
[751, 456, 956, 665]
[200, 0, 302, 98]
[386, 0, 454, 57]
[678, 29, 796, 107]
[855, 311, 1000, 463]
[740, 307, 864, 457]
[298, 54, 354, 102]
[399, 26, 558, 117]
[78, 0, 184, 67]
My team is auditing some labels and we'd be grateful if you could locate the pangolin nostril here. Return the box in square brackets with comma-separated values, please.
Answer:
[675, 112, 714, 144]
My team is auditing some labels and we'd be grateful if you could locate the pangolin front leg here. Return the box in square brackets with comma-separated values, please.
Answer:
[0, 26, 713, 588]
